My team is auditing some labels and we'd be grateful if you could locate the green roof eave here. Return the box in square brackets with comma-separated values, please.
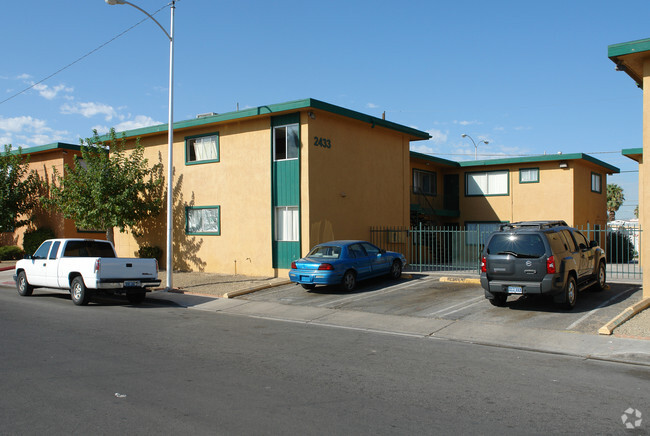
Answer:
[608, 38, 650, 88]
[102, 98, 431, 142]
[409, 151, 459, 167]
[622, 147, 643, 163]
[458, 153, 620, 174]
[10, 142, 81, 155]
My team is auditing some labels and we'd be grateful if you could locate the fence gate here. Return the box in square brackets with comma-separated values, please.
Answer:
[371, 223, 642, 280]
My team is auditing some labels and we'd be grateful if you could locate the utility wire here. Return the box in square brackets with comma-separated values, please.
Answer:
[0, 4, 169, 106]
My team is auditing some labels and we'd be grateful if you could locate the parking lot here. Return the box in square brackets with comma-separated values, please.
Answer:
[238, 273, 643, 335]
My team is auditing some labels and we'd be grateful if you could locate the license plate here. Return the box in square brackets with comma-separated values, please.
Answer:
[300, 276, 311, 282]
[124, 281, 142, 288]
[507, 286, 523, 294]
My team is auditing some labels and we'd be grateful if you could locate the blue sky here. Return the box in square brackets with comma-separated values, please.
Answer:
[1, 0, 647, 219]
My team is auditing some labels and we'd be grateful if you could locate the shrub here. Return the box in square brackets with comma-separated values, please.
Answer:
[0, 245, 24, 260]
[22, 228, 55, 255]
[606, 231, 636, 263]
[138, 245, 162, 262]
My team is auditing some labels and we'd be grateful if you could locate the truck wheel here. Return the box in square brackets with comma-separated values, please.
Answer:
[71, 276, 91, 306]
[126, 290, 146, 305]
[489, 293, 507, 307]
[594, 262, 606, 291]
[16, 271, 33, 296]
[560, 276, 577, 310]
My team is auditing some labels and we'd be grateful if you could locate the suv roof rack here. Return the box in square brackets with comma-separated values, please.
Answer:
[499, 220, 568, 231]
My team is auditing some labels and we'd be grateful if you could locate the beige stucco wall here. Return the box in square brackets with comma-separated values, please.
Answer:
[455, 161, 607, 227]
[303, 110, 410, 254]
[113, 109, 415, 276]
[114, 117, 276, 277]
[642, 59, 650, 297]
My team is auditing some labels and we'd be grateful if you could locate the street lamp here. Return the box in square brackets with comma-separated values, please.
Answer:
[461, 134, 489, 160]
[106, 0, 175, 290]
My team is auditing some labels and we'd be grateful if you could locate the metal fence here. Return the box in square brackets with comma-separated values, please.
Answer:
[370, 223, 642, 280]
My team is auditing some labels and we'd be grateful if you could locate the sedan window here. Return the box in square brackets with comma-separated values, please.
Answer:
[347, 244, 367, 259]
[307, 246, 341, 259]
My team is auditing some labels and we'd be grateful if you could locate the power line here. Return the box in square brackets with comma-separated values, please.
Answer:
[0, 4, 169, 106]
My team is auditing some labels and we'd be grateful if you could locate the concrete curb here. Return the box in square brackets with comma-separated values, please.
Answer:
[439, 276, 481, 284]
[0, 265, 15, 272]
[598, 297, 650, 335]
[223, 280, 292, 299]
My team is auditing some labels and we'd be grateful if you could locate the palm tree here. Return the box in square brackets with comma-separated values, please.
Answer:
[607, 184, 625, 221]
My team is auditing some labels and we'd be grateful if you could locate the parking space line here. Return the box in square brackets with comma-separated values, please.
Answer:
[565, 287, 637, 330]
[316, 277, 438, 308]
[426, 296, 484, 316]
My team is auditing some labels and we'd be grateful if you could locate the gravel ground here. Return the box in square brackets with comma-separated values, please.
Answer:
[613, 307, 650, 339]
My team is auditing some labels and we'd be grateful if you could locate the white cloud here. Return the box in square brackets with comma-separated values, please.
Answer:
[0, 115, 68, 147]
[33, 83, 73, 100]
[454, 120, 481, 126]
[426, 128, 448, 144]
[16, 73, 32, 80]
[366, 103, 379, 109]
[114, 115, 161, 131]
[60, 101, 117, 121]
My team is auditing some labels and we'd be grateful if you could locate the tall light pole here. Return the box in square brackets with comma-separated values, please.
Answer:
[106, 0, 175, 290]
[461, 134, 489, 160]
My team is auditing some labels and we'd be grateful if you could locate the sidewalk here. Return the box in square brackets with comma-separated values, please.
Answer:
[149, 289, 650, 367]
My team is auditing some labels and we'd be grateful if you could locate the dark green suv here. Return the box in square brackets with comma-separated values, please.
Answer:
[480, 221, 607, 309]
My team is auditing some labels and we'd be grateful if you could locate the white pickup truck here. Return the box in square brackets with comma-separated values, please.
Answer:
[14, 238, 161, 306]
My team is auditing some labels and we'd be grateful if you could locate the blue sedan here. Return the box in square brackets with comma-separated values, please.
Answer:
[289, 240, 407, 291]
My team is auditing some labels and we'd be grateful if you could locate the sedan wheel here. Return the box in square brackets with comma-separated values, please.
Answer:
[341, 271, 356, 291]
[389, 260, 402, 279]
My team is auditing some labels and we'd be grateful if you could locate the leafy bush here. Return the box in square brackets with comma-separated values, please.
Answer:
[22, 228, 55, 255]
[0, 245, 24, 260]
[138, 245, 162, 262]
[606, 231, 636, 263]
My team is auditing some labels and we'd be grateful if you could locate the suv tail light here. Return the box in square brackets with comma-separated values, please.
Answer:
[480, 256, 487, 273]
[546, 256, 556, 274]
[318, 263, 334, 271]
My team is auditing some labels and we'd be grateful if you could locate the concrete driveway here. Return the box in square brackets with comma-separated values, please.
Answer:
[237, 273, 643, 336]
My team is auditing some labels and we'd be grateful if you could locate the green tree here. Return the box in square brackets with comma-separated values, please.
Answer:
[0, 144, 41, 232]
[607, 183, 625, 222]
[634, 204, 639, 219]
[44, 129, 164, 244]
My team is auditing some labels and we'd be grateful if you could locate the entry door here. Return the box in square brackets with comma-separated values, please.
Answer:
[443, 174, 459, 211]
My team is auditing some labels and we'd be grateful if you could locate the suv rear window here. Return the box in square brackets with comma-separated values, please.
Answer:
[486, 234, 546, 258]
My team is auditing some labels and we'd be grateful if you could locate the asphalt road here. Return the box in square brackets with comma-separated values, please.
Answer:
[1, 288, 648, 434]
[240, 274, 644, 335]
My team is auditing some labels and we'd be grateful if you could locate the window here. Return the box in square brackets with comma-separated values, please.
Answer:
[466, 222, 502, 245]
[486, 234, 545, 258]
[347, 243, 367, 259]
[591, 172, 602, 193]
[186, 206, 220, 235]
[49, 241, 61, 260]
[273, 124, 299, 161]
[63, 241, 116, 258]
[573, 230, 589, 250]
[413, 169, 436, 195]
[361, 242, 381, 257]
[33, 241, 52, 259]
[186, 133, 219, 164]
[465, 171, 509, 196]
[275, 206, 299, 241]
[519, 168, 539, 183]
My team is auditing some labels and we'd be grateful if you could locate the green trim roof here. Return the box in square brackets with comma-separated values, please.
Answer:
[11, 142, 81, 155]
[622, 147, 643, 163]
[457, 153, 620, 173]
[409, 151, 459, 167]
[106, 98, 431, 142]
[608, 38, 650, 88]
